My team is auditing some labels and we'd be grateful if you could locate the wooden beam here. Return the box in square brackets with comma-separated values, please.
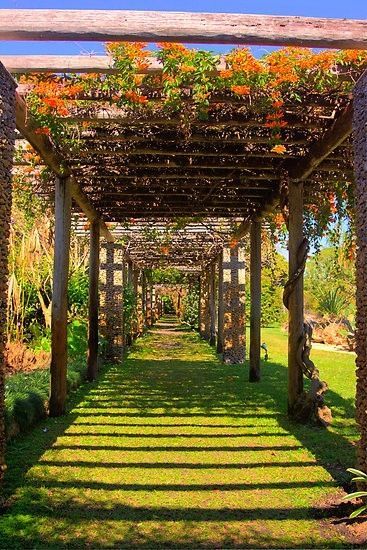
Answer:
[0, 10, 366, 49]
[15, 91, 114, 243]
[49, 176, 72, 417]
[249, 219, 261, 383]
[2, 54, 226, 74]
[287, 103, 353, 181]
[87, 220, 100, 381]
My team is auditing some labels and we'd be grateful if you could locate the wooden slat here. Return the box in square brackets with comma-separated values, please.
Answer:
[0, 10, 366, 49]
[15, 91, 114, 242]
[287, 103, 353, 181]
[2, 54, 226, 74]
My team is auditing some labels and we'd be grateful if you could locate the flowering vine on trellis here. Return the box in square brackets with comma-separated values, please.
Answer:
[15, 43, 366, 251]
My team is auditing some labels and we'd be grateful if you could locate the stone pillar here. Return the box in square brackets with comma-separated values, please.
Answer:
[151, 286, 157, 323]
[250, 219, 262, 382]
[99, 243, 124, 359]
[87, 220, 100, 381]
[288, 179, 305, 414]
[145, 282, 152, 327]
[209, 261, 216, 346]
[136, 269, 144, 336]
[199, 268, 210, 340]
[222, 244, 246, 364]
[216, 251, 224, 354]
[0, 63, 16, 481]
[353, 71, 367, 471]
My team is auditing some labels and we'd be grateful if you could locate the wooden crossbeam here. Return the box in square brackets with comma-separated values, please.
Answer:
[2, 55, 226, 74]
[287, 103, 353, 181]
[15, 92, 114, 242]
[0, 10, 366, 49]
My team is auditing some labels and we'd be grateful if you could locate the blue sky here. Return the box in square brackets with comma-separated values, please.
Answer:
[0, 0, 366, 56]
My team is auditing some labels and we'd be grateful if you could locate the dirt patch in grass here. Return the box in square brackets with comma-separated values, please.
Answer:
[4, 341, 50, 376]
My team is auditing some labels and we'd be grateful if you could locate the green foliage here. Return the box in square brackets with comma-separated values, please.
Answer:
[68, 269, 89, 317]
[305, 246, 355, 319]
[246, 251, 287, 327]
[182, 283, 200, 328]
[343, 469, 367, 518]
[161, 295, 175, 314]
[317, 287, 348, 317]
[123, 283, 137, 336]
[150, 268, 187, 284]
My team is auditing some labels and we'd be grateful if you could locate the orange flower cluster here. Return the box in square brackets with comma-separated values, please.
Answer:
[271, 144, 287, 155]
[225, 48, 262, 74]
[106, 42, 150, 70]
[231, 85, 250, 96]
[124, 90, 148, 104]
[34, 127, 51, 135]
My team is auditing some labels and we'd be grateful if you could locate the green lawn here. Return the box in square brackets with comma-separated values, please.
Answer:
[0, 319, 358, 548]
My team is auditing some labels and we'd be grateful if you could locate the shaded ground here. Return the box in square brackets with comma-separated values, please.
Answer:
[0, 317, 362, 548]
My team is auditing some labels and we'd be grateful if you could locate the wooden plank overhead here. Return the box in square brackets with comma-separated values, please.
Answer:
[0, 10, 367, 49]
[1, 55, 225, 74]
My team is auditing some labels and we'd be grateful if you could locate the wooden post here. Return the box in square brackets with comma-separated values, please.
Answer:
[288, 180, 304, 414]
[209, 261, 216, 346]
[87, 219, 100, 381]
[250, 219, 261, 382]
[216, 251, 224, 354]
[50, 176, 72, 417]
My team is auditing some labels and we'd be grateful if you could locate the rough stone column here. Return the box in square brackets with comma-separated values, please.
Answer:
[0, 63, 16, 482]
[250, 219, 262, 382]
[145, 282, 152, 327]
[151, 286, 157, 323]
[354, 71, 367, 471]
[199, 268, 210, 340]
[216, 251, 224, 354]
[222, 244, 246, 364]
[209, 261, 216, 346]
[99, 243, 124, 359]
[136, 269, 144, 336]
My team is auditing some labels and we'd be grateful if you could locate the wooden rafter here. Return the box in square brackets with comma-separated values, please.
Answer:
[15, 92, 114, 242]
[287, 103, 353, 181]
[0, 10, 367, 49]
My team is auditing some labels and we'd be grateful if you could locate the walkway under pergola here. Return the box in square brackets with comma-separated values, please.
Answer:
[1, 9, 367, 480]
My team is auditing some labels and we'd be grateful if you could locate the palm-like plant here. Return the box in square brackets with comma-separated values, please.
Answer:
[342, 468, 367, 518]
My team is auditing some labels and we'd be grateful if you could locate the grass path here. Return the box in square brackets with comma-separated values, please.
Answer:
[0, 317, 358, 548]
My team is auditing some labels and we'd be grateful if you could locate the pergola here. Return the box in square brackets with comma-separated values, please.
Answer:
[1, 10, 367, 477]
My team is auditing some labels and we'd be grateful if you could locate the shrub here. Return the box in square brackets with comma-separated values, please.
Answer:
[182, 283, 199, 328]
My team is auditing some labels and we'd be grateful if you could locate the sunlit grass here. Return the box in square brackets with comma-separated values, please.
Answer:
[0, 318, 357, 548]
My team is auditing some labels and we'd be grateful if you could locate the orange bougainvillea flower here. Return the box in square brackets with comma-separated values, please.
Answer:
[229, 238, 239, 249]
[231, 85, 251, 96]
[34, 127, 51, 136]
[125, 90, 148, 104]
[271, 144, 287, 154]
[219, 69, 233, 79]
